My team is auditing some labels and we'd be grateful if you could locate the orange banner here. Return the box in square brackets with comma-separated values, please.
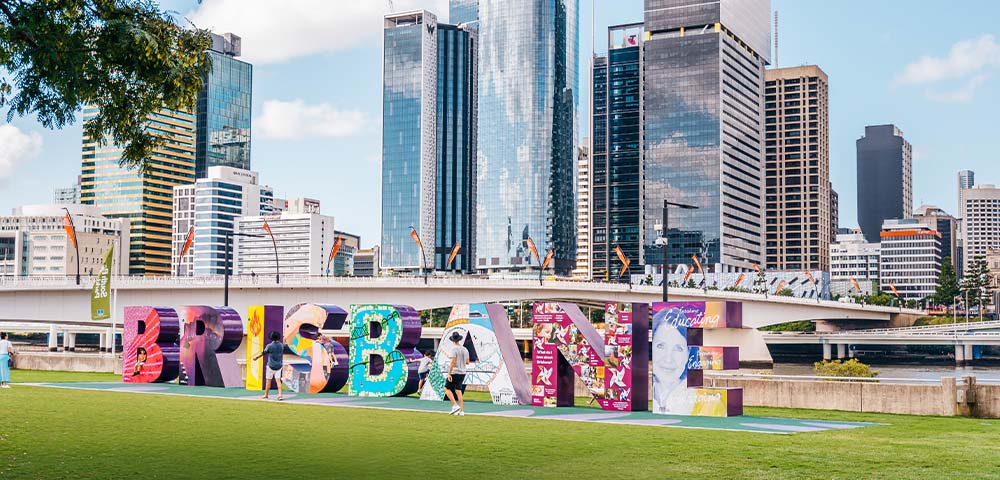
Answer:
[618, 259, 631, 279]
[541, 250, 554, 270]
[262, 221, 272, 237]
[615, 245, 628, 265]
[753, 263, 762, 274]
[683, 265, 695, 284]
[850, 277, 862, 293]
[446, 242, 461, 268]
[525, 237, 540, 265]
[180, 226, 195, 258]
[62, 212, 78, 249]
[734, 273, 745, 287]
[889, 282, 900, 297]
[804, 271, 818, 288]
[409, 229, 423, 250]
[775, 280, 786, 293]
[328, 237, 344, 263]
[692, 255, 704, 274]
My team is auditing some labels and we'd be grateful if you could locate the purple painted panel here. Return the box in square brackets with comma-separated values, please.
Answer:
[180, 306, 244, 388]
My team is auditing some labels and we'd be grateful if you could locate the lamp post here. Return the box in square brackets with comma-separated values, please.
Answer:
[657, 200, 699, 302]
[223, 231, 265, 306]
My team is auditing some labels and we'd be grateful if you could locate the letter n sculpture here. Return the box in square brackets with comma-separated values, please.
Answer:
[531, 302, 649, 411]
[651, 302, 743, 417]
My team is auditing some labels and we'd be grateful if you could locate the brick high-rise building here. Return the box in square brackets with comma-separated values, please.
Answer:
[764, 65, 831, 271]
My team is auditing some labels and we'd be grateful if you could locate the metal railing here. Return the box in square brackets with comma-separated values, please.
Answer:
[704, 371, 1000, 385]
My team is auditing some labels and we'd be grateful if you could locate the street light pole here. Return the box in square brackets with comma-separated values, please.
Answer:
[658, 200, 698, 302]
[224, 231, 265, 306]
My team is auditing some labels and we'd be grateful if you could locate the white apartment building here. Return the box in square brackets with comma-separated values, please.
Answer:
[960, 184, 1000, 274]
[573, 144, 591, 279]
[0, 204, 129, 277]
[879, 219, 942, 301]
[829, 230, 880, 281]
[354, 246, 380, 277]
[172, 167, 275, 276]
[235, 198, 334, 277]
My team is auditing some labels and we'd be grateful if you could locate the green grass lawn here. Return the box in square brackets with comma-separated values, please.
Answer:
[1, 371, 998, 479]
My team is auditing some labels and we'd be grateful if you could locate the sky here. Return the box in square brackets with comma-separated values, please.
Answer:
[1, 0, 999, 248]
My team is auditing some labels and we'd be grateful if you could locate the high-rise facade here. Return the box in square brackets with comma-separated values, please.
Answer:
[961, 184, 1000, 273]
[53, 177, 81, 205]
[590, 24, 643, 281]
[331, 231, 360, 276]
[573, 143, 591, 279]
[913, 205, 958, 265]
[235, 199, 335, 277]
[381, 11, 477, 273]
[856, 124, 912, 243]
[195, 33, 252, 179]
[81, 108, 196, 275]
[171, 167, 275, 276]
[957, 170, 975, 276]
[642, 0, 770, 273]
[829, 230, 880, 282]
[764, 65, 831, 272]
[460, 0, 579, 275]
[879, 219, 941, 301]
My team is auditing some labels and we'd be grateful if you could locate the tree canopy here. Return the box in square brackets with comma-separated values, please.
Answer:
[0, 0, 210, 170]
[933, 256, 960, 305]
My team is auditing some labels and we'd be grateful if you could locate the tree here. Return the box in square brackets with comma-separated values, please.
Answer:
[0, 0, 211, 170]
[933, 257, 960, 305]
[961, 257, 991, 307]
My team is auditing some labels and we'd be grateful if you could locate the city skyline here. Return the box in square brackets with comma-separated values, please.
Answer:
[1, 0, 999, 248]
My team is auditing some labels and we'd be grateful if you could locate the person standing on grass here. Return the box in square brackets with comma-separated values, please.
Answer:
[0, 332, 15, 389]
[444, 331, 470, 416]
[252, 332, 284, 401]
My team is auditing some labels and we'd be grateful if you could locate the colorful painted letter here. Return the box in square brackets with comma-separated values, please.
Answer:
[531, 302, 649, 411]
[122, 306, 180, 383]
[420, 304, 532, 405]
[348, 304, 422, 397]
[246, 305, 284, 391]
[651, 302, 743, 417]
[283, 303, 350, 394]
[180, 306, 244, 388]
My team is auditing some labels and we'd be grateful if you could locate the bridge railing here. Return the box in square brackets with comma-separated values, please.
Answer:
[849, 320, 1000, 335]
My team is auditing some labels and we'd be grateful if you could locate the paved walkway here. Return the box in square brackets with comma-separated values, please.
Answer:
[31, 382, 878, 435]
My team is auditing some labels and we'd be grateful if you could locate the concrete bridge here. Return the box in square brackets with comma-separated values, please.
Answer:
[0, 275, 923, 366]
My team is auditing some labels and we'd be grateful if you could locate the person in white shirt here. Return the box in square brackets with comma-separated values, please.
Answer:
[0, 332, 15, 388]
[409, 349, 435, 393]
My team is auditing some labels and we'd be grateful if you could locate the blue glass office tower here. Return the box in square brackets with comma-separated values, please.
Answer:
[591, 24, 643, 281]
[456, 0, 579, 275]
[382, 11, 478, 273]
[643, 0, 770, 273]
[195, 33, 252, 179]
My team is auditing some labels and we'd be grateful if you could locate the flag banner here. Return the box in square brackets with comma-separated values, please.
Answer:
[91, 245, 113, 320]
[180, 226, 195, 259]
[692, 255, 704, 274]
[328, 237, 344, 263]
[889, 282, 900, 298]
[734, 273, 745, 288]
[804, 271, 818, 288]
[541, 250, 554, 271]
[775, 280, 786, 293]
[618, 259, 631, 279]
[447, 242, 461, 268]
[683, 265, 695, 284]
[752, 263, 762, 274]
[409, 229, 423, 250]
[262, 221, 272, 237]
[615, 245, 628, 265]
[525, 237, 540, 265]
[850, 277, 862, 293]
[63, 212, 78, 249]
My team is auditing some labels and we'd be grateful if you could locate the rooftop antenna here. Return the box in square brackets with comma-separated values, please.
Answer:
[773, 10, 779, 67]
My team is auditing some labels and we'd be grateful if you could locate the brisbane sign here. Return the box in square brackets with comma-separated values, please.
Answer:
[123, 300, 743, 417]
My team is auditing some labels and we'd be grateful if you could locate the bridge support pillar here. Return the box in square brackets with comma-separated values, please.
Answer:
[62, 331, 71, 352]
[822, 343, 832, 361]
[836, 344, 847, 360]
[955, 345, 966, 366]
[98, 332, 107, 352]
[848, 346, 856, 358]
[48, 325, 58, 352]
[106, 327, 115, 354]
[964, 344, 974, 366]
[67, 333, 77, 352]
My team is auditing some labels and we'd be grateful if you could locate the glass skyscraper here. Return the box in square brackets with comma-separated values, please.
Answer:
[381, 11, 478, 273]
[195, 33, 252, 179]
[458, 0, 579, 275]
[642, 0, 770, 273]
[591, 24, 643, 281]
[856, 124, 913, 244]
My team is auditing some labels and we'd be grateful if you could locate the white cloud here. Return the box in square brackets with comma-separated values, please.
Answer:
[925, 74, 989, 103]
[0, 124, 43, 180]
[188, 0, 448, 64]
[897, 34, 1000, 85]
[255, 99, 367, 140]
